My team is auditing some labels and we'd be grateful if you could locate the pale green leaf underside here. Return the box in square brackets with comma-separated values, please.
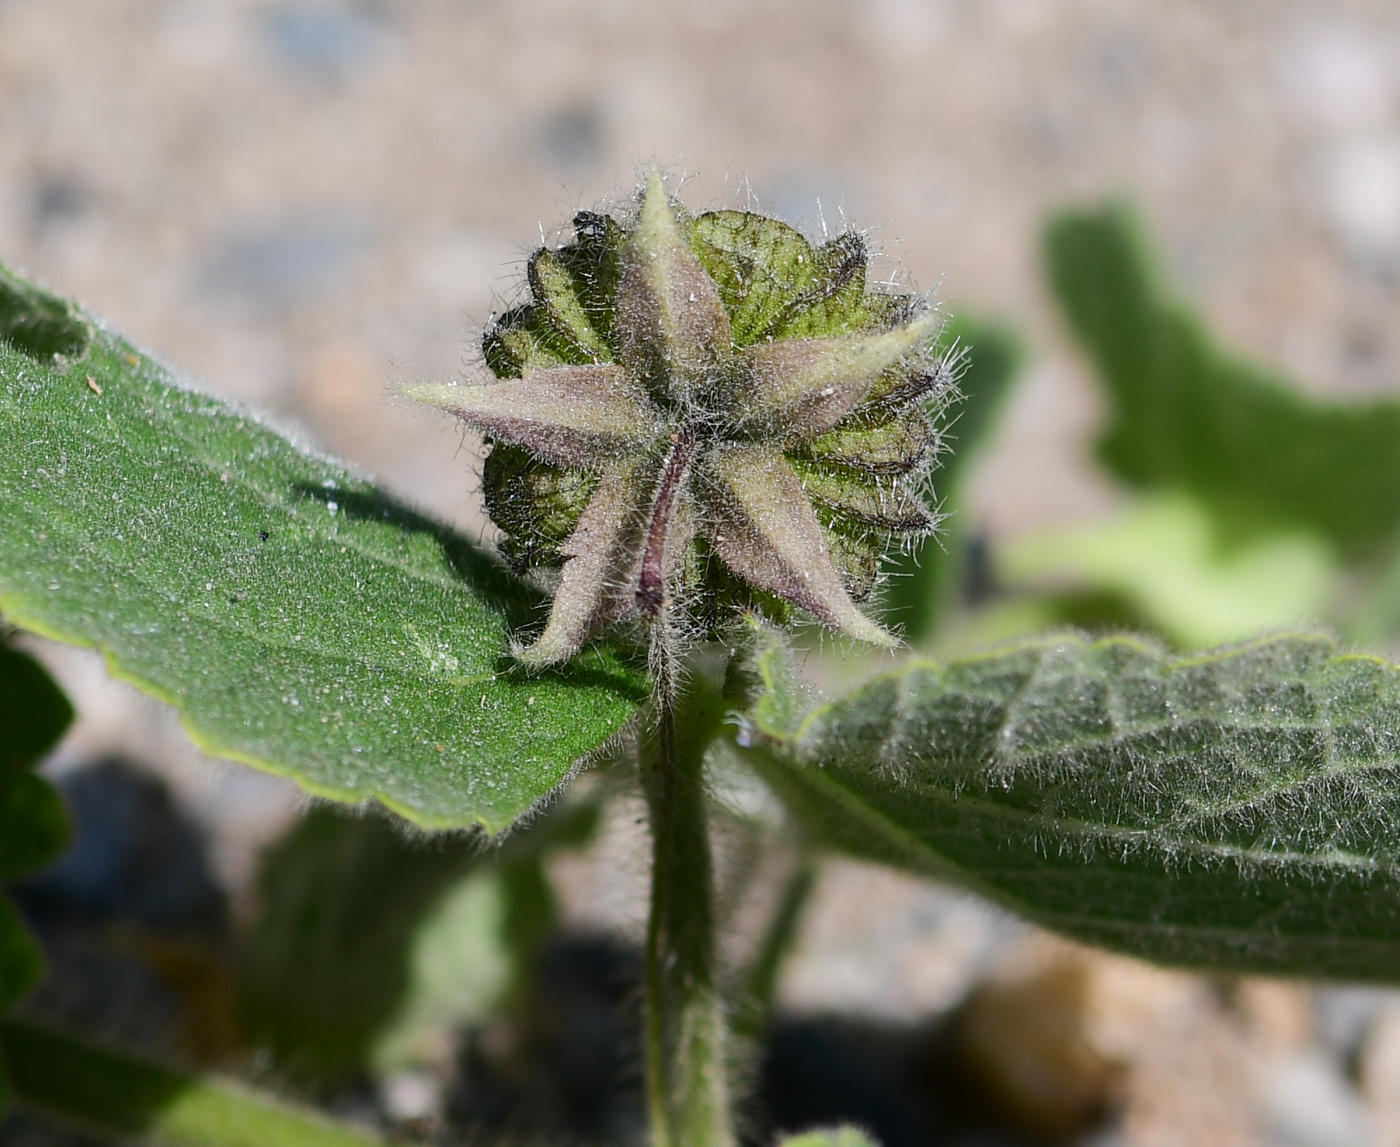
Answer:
[0, 271, 644, 832]
[1005, 493, 1337, 650]
[745, 630, 1400, 981]
[776, 1129, 878, 1147]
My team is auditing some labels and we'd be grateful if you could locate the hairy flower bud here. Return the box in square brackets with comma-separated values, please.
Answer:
[405, 170, 955, 668]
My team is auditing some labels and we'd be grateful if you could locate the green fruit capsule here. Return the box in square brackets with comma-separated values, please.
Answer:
[406, 170, 955, 667]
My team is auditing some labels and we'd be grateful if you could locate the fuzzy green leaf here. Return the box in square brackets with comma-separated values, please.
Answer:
[0, 262, 644, 832]
[742, 629, 1400, 982]
[1045, 204, 1400, 561]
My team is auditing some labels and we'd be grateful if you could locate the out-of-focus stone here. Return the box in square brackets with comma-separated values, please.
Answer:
[943, 937, 1344, 1147]
[298, 341, 382, 453]
[1260, 1050, 1375, 1147]
[778, 860, 1018, 1022]
[1316, 137, 1400, 264]
[1233, 978, 1315, 1049]
[1279, 22, 1395, 134]
[953, 947, 1126, 1142]
[1314, 987, 1400, 1065]
[1359, 1004, 1400, 1142]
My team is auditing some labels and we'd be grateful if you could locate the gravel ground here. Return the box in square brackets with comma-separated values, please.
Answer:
[7, 2, 1400, 1144]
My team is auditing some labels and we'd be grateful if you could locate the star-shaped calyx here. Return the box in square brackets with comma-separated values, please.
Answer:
[406, 170, 952, 668]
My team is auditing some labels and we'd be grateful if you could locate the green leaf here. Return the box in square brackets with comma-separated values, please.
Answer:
[0, 639, 72, 1118]
[241, 796, 598, 1084]
[0, 264, 91, 360]
[0, 261, 645, 832]
[1044, 204, 1400, 561]
[934, 316, 1023, 497]
[0, 644, 71, 982]
[2, 1017, 384, 1146]
[776, 1128, 879, 1147]
[1, 641, 74, 775]
[0, 645, 71, 877]
[0, 771, 68, 882]
[241, 807, 496, 1083]
[1351, 534, 1400, 645]
[741, 628, 1400, 982]
[0, 899, 43, 1017]
[1004, 493, 1339, 650]
[882, 315, 1023, 642]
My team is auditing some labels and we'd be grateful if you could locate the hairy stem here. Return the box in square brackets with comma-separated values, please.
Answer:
[641, 650, 734, 1147]
[637, 427, 700, 617]
[1, 1018, 380, 1147]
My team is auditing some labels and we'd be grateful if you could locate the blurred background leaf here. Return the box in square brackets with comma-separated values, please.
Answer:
[1044, 203, 1400, 562]
[0, 638, 72, 1116]
[240, 793, 599, 1088]
[776, 1127, 878, 1147]
[1003, 493, 1338, 649]
[939, 202, 1400, 657]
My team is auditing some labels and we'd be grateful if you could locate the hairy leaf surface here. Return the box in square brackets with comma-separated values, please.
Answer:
[0, 263, 644, 831]
[743, 629, 1400, 981]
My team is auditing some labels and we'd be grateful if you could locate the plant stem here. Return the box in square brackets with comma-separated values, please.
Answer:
[1, 1017, 381, 1147]
[640, 649, 734, 1147]
[732, 856, 817, 1044]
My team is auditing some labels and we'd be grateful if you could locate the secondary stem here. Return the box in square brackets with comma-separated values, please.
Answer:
[641, 650, 734, 1147]
[732, 856, 817, 1044]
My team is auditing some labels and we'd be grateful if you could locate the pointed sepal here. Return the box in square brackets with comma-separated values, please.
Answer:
[514, 461, 654, 667]
[403, 365, 662, 469]
[731, 313, 941, 445]
[615, 169, 732, 391]
[698, 445, 897, 647]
